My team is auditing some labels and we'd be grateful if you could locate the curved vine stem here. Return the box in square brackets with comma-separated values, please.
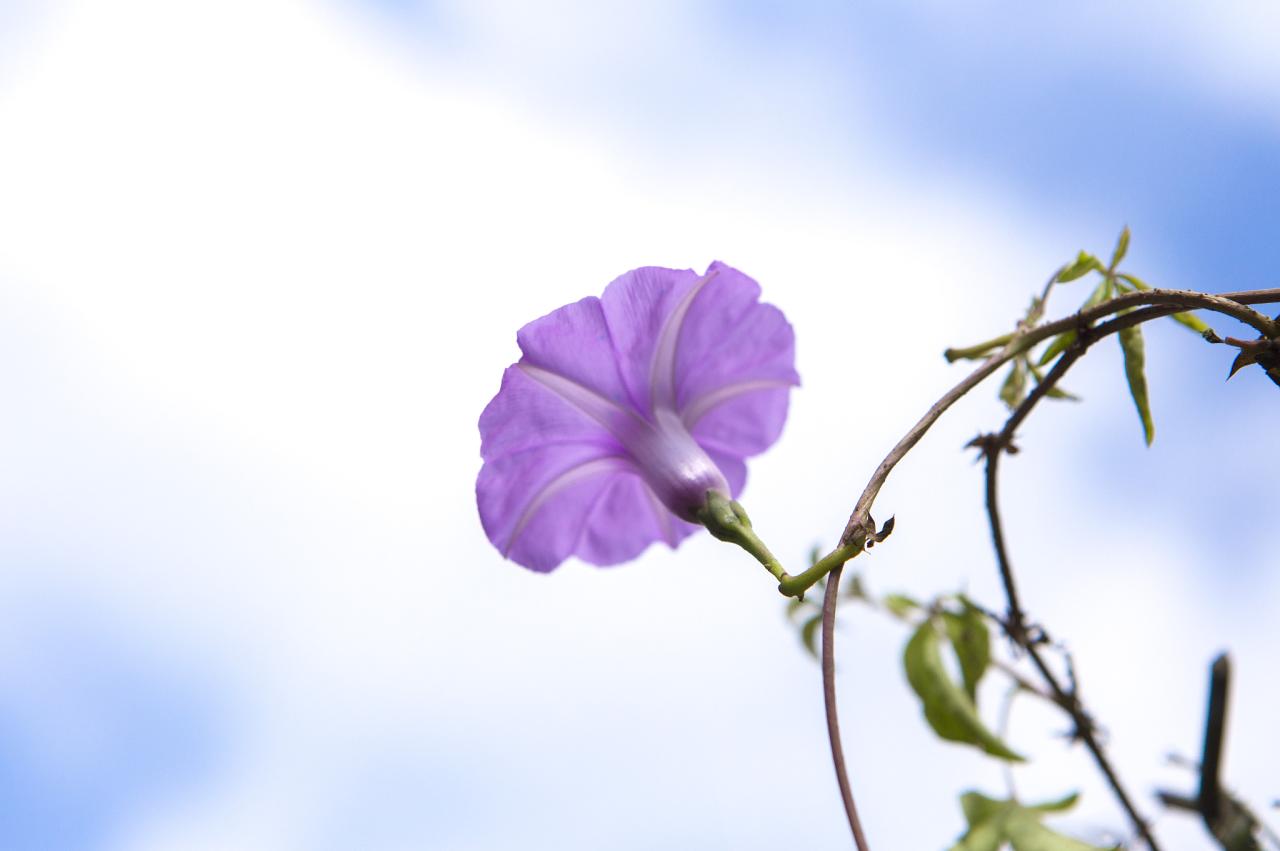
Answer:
[815, 283, 1278, 847]
[822, 563, 871, 850]
[970, 303, 1253, 851]
[837, 286, 1280, 550]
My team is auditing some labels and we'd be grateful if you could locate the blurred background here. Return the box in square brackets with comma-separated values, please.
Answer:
[1, 1, 1277, 848]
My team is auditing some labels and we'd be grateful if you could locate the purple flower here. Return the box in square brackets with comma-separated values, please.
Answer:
[477, 262, 798, 572]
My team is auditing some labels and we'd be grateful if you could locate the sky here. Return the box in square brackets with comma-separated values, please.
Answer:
[0, 1, 1277, 849]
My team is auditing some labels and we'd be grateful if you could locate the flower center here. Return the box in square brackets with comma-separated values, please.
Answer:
[616, 409, 729, 522]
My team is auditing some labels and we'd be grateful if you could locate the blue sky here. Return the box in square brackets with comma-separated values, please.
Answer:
[0, 1, 1276, 849]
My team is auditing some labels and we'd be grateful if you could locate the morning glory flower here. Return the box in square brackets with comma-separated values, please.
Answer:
[477, 262, 798, 572]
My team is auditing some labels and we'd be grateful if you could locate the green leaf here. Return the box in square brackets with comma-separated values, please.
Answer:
[999, 359, 1029, 409]
[1005, 812, 1113, 851]
[801, 613, 822, 658]
[951, 820, 1006, 851]
[883, 593, 920, 618]
[1039, 278, 1112, 366]
[1056, 251, 1102, 283]
[954, 792, 1114, 851]
[844, 572, 868, 599]
[1109, 227, 1130, 269]
[1037, 330, 1076, 366]
[1118, 324, 1155, 445]
[961, 792, 1009, 827]
[1170, 311, 1210, 334]
[903, 618, 1024, 761]
[1116, 272, 1148, 290]
[943, 601, 991, 703]
[1027, 361, 1081, 401]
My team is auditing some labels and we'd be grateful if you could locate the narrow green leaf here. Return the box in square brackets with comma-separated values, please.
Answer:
[943, 602, 991, 703]
[1170, 311, 1210, 334]
[883, 593, 920, 618]
[1109, 226, 1130, 269]
[999, 359, 1029, 409]
[1116, 272, 1149, 290]
[1037, 331, 1076, 366]
[801, 613, 822, 658]
[1039, 278, 1111, 366]
[1027, 361, 1081, 401]
[1118, 325, 1155, 445]
[903, 618, 1025, 761]
[1056, 251, 1102, 283]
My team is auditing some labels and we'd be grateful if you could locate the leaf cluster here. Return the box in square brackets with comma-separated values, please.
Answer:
[789, 573, 1122, 849]
[984, 229, 1211, 445]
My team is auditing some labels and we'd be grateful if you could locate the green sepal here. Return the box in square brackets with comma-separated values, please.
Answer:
[695, 491, 786, 581]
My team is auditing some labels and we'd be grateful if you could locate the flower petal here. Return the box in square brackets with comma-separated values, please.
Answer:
[479, 365, 620, 462]
[576, 473, 698, 565]
[477, 261, 796, 573]
[599, 265, 705, 415]
[688, 385, 792, 458]
[477, 364, 694, 572]
[477, 441, 632, 572]
[673, 261, 798, 417]
[516, 295, 634, 412]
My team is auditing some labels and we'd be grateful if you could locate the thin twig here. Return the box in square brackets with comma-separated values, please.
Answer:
[979, 317, 1178, 849]
[822, 565, 871, 850]
[818, 283, 1279, 848]
[839, 286, 1280, 548]
[984, 434, 1159, 849]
